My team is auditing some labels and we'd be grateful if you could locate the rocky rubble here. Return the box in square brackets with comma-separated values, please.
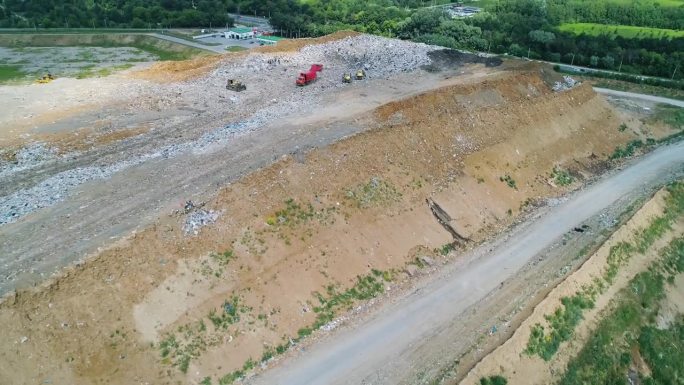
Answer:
[552, 75, 579, 92]
[183, 209, 219, 235]
[0, 34, 439, 226]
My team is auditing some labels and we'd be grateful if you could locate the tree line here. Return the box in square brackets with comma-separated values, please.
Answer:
[0, 0, 232, 28]
[1, 0, 682, 80]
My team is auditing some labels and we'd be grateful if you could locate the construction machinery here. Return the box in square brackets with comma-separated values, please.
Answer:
[36, 73, 55, 84]
[296, 64, 323, 86]
[342, 73, 352, 83]
[356, 69, 366, 80]
[226, 79, 246, 92]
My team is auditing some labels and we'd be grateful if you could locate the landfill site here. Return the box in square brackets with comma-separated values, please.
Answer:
[0, 31, 682, 385]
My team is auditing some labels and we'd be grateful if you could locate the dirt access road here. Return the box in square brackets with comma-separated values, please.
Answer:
[594, 88, 684, 108]
[246, 140, 684, 385]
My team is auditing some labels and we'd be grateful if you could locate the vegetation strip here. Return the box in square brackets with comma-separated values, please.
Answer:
[560, 236, 684, 384]
[524, 181, 684, 360]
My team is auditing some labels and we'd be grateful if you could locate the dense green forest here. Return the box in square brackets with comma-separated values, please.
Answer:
[0, 0, 233, 28]
[1, 0, 682, 80]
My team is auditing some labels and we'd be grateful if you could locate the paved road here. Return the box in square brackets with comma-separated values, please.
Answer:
[247, 140, 684, 385]
[149, 33, 226, 54]
[593, 87, 684, 108]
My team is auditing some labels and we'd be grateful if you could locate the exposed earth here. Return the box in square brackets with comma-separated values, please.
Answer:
[0, 32, 682, 385]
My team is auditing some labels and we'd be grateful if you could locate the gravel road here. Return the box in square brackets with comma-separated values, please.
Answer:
[246, 140, 684, 385]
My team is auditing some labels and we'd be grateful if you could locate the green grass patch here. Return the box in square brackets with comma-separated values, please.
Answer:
[0, 65, 27, 83]
[345, 177, 402, 208]
[479, 375, 508, 385]
[311, 272, 387, 331]
[525, 292, 596, 360]
[226, 46, 247, 52]
[207, 296, 247, 330]
[500, 175, 517, 189]
[558, 23, 684, 39]
[75, 63, 134, 79]
[158, 319, 208, 373]
[552, 167, 574, 186]
[610, 139, 649, 159]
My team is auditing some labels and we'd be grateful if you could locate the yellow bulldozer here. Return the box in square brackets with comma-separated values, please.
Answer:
[356, 69, 366, 80]
[36, 73, 55, 84]
[342, 73, 352, 83]
[226, 79, 246, 92]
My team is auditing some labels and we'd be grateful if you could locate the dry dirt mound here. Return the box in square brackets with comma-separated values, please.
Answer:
[131, 54, 224, 82]
[0, 68, 662, 385]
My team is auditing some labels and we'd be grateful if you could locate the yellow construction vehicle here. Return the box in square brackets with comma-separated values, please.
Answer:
[36, 73, 55, 84]
[356, 69, 366, 80]
[226, 79, 246, 92]
[342, 73, 352, 83]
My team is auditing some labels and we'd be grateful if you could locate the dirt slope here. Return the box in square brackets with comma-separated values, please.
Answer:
[0, 68, 665, 385]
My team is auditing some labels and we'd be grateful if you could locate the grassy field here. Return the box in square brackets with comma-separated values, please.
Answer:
[559, 23, 684, 39]
[0, 34, 209, 61]
[0, 65, 25, 83]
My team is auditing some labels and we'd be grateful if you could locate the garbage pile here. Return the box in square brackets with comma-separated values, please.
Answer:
[552, 76, 579, 92]
[295, 35, 435, 78]
[182, 201, 220, 235]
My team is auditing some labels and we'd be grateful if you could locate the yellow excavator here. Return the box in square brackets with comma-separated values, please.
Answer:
[356, 69, 366, 80]
[36, 73, 55, 84]
[342, 73, 352, 83]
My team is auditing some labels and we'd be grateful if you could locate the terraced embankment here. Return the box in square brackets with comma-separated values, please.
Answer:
[1, 61, 675, 385]
[462, 182, 684, 385]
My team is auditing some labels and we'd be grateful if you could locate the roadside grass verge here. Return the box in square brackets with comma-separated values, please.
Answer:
[559, 236, 684, 384]
[226, 46, 247, 52]
[524, 181, 684, 360]
[649, 104, 684, 130]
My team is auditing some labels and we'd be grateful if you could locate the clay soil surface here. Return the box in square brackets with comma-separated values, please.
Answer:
[0, 33, 681, 385]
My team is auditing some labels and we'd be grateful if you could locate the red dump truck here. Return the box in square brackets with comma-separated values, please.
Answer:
[296, 64, 323, 86]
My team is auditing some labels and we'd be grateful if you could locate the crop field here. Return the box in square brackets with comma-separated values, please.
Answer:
[568, 0, 684, 6]
[559, 23, 684, 39]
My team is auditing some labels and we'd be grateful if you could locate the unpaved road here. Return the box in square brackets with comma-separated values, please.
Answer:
[594, 88, 684, 108]
[246, 140, 684, 385]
